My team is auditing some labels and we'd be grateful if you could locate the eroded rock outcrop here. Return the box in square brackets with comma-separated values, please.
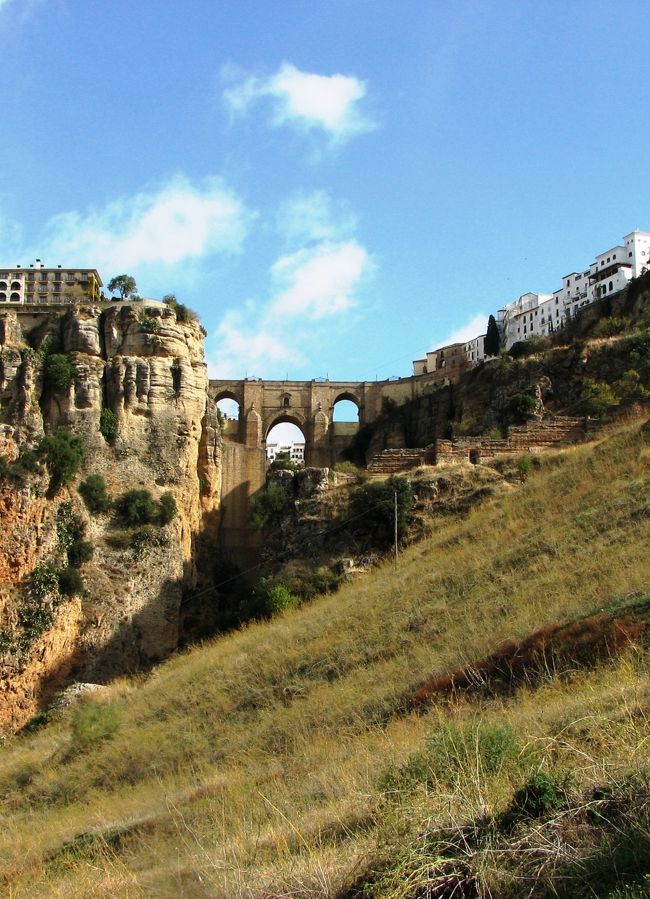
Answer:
[0, 303, 221, 729]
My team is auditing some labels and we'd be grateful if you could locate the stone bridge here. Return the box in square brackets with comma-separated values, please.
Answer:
[209, 374, 448, 465]
[208, 373, 449, 565]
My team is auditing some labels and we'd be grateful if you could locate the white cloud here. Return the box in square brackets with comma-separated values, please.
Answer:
[223, 62, 376, 144]
[210, 309, 304, 379]
[276, 189, 356, 245]
[209, 238, 373, 377]
[32, 176, 252, 275]
[434, 313, 488, 349]
[270, 241, 370, 319]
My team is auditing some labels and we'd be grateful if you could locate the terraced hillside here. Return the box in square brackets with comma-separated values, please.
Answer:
[1, 416, 650, 898]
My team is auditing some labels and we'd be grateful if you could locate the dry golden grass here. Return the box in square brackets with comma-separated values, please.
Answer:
[1, 419, 650, 896]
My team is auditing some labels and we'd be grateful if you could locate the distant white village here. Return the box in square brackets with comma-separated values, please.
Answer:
[413, 230, 650, 376]
[266, 441, 305, 464]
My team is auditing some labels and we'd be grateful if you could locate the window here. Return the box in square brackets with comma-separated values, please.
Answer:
[613, 254, 616, 260]
[609, 281, 613, 291]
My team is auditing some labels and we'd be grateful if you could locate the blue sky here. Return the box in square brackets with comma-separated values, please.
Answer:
[1, 0, 649, 384]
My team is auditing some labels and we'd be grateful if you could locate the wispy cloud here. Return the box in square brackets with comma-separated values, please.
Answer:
[437, 312, 488, 348]
[29, 175, 253, 275]
[270, 241, 369, 319]
[276, 189, 357, 245]
[223, 62, 376, 145]
[209, 238, 373, 378]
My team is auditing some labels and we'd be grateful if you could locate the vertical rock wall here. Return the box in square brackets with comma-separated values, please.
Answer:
[0, 304, 221, 728]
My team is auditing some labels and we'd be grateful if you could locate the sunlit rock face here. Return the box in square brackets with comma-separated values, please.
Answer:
[0, 305, 221, 729]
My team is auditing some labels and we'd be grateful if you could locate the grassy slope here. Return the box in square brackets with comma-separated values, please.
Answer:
[1, 419, 650, 897]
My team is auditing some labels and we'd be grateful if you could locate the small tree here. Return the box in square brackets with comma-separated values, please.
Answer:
[484, 314, 501, 357]
[580, 379, 618, 417]
[107, 274, 137, 300]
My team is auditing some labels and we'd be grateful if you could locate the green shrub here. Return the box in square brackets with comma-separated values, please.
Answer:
[382, 722, 523, 794]
[56, 503, 92, 567]
[99, 408, 118, 441]
[163, 293, 198, 324]
[0, 448, 42, 485]
[592, 316, 628, 338]
[580, 379, 618, 416]
[37, 428, 84, 489]
[509, 336, 550, 358]
[114, 489, 159, 526]
[507, 393, 537, 423]
[256, 579, 299, 616]
[158, 492, 177, 525]
[70, 701, 120, 751]
[79, 474, 111, 513]
[517, 455, 533, 480]
[67, 540, 94, 566]
[105, 530, 133, 550]
[28, 562, 60, 600]
[17, 603, 55, 648]
[269, 453, 299, 472]
[285, 566, 340, 599]
[454, 416, 479, 436]
[57, 566, 84, 597]
[249, 483, 292, 530]
[333, 460, 360, 475]
[614, 370, 650, 403]
[42, 353, 75, 393]
[56, 502, 85, 552]
[507, 770, 571, 820]
[138, 310, 160, 333]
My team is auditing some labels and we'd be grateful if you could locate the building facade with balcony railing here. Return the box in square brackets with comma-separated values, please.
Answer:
[0, 259, 103, 306]
[413, 229, 650, 376]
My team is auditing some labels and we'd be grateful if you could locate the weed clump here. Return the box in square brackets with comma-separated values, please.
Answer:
[70, 702, 120, 752]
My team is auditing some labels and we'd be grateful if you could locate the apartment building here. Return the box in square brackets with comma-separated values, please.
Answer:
[498, 230, 650, 349]
[266, 441, 305, 464]
[0, 259, 103, 305]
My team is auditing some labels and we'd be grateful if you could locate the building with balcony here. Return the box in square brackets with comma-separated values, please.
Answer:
[0, 259, 103, 305]
[266, 441, 305, 465]
[497, 230, 650, 349]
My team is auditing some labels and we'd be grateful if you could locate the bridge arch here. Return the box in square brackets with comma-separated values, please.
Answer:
[264, 410, 308, 438]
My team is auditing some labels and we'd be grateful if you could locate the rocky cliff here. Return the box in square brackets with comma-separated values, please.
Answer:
[0, 303, 220, 730]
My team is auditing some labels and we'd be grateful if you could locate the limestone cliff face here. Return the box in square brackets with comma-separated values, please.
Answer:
[0, 303, 220, 729]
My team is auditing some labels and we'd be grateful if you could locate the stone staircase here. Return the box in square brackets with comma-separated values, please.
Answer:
[366, 448, 428, 474]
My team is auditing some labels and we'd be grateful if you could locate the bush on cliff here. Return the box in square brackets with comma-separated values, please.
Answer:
[249, 483, 292, 531]
[114, 489, 159, 526]
[37, 428, 85, 489]
[99, 408, 118, 441]
[507, 393, 538, 423]
[348, 474, 414, 548]
[42, 353, 76, 394]
[79, 474, 111, 514]
[580, 379, 618, 417]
